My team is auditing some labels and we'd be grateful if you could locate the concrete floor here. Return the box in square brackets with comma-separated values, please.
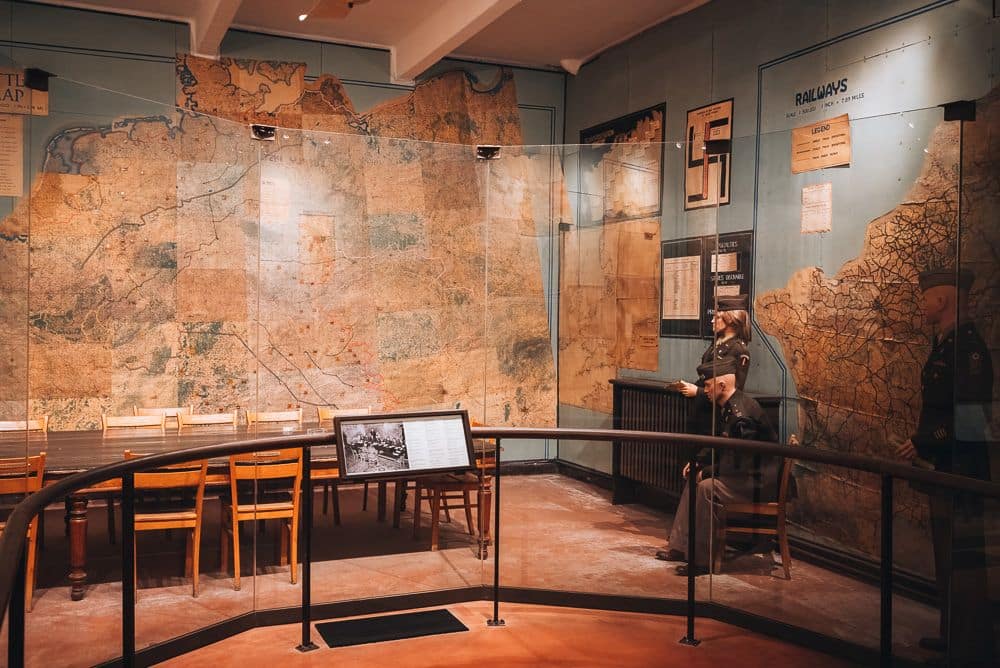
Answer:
[157, 601, 858, 667]
[4, 474, 940, 667]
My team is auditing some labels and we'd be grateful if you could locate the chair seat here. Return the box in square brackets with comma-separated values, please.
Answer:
[725, 503, 779, 515]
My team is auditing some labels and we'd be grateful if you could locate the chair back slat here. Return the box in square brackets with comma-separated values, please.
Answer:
[0, 453, 46, 495]
[0, 417, 49, 433]
[103, 414, 166, 433]
[133, 405, 192, 427]
[247, 409, 303, 426]
[133, 466, 207, 490]
[177, 411, 238, 430]
[230, 448, 303, 481]
[124, 450, 208, 490]
[316, 406, 370, 423]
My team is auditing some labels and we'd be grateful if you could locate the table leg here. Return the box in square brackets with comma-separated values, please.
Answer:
[393, 481, 404, 528]
[68, 496, 89, 601]
[377, 481, 387, 522]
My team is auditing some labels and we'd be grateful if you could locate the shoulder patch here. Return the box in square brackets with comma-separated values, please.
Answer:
[739, 354, 750, 368]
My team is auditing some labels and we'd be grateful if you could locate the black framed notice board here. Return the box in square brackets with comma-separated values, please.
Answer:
[334, 409, 476, 480]
[659, 230, 753, 338]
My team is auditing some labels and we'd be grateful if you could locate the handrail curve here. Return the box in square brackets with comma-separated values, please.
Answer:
[1, 426, 997, 629]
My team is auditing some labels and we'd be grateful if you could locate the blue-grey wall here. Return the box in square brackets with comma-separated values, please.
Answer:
[560, 0, 999, 472]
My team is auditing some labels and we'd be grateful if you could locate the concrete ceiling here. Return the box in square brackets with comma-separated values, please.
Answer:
[32, 0, 709, 81]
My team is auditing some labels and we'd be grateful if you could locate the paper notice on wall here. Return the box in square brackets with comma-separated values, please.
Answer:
[715, 284, 741, 296]
[0, 114, 24, 197]
[661, 255, 701, 319]
[791, 114, 851, 174]
[710, 252, 737, 273]
[801, 182, 832, 234]
[0, 69, 48, 116]
[259, 174, 291, 224]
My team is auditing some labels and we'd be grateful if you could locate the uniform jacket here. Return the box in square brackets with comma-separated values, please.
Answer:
[698, 390, 782, 500]
[913, 321, 993, 479]
[696, 336, 751, 395]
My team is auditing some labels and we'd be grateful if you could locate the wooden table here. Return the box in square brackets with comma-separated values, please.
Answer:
[1, 424, 343, 601]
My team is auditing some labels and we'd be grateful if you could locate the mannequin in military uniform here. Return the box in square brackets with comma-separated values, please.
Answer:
[678, 294, 752, 400]
[894, 267, 994, 665]
[663, 357, 781, 575]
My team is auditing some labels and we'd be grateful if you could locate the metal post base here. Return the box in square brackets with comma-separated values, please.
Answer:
[296, 642, 320, 653]
[679, 637, 701, 647]
[487, 618, 506, 627]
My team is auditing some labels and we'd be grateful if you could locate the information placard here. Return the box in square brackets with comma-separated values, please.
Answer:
[791, 114, 851, 174]
[0, 114, 24, 197]
[660, 231, 754, 338]
[334, 410, 475, 480]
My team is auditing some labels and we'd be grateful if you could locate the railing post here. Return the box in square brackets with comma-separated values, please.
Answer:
[880, 474, 893, 667]
[297, 445, 318, 652]
[679, 451, 700, 646]
[487, 437, 504, 627]
[121, 471, 135, 668]
[7, 542, 26, 668]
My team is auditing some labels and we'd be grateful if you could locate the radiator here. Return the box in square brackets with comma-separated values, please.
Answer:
[610, 378, 691, 503]
[610, 378, 781, 505]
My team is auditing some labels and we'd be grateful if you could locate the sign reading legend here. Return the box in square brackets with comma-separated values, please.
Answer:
[791, 114, 851, 174]
[334, 410, 475, 480]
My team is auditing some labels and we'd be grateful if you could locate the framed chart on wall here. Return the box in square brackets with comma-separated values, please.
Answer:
[684, 99, 733, 210]
[579, 103, 666, 223]
[660, 230, 753, 338]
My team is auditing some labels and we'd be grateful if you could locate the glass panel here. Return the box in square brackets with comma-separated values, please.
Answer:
[492, 135, 694, 600]
[286, 133, 493, 608]
[946, 100, 998, 665]
[702, 107, 963, 659]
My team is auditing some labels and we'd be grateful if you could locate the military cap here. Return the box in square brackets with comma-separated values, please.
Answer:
[716, 294, 749, 312]
[918, 267, 974, 292]
[696, 356, 738, 379]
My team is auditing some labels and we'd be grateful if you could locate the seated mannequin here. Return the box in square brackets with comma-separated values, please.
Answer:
[660, 356, 782, 576]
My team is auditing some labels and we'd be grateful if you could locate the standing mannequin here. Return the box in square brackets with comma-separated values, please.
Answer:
[894, 267, 994, 666]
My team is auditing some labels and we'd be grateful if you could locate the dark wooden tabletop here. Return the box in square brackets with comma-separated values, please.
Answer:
[0, 423, 339, 474]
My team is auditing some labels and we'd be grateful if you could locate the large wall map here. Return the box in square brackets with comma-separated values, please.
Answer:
[755, 87, 999, 562]
[0, 55, 555, 430]
[558, 106, 664, 413]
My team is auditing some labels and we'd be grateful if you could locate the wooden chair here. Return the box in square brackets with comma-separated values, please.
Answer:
[177, 411, 237, 432]
[712, 437, 797, 579]
[220, 448, 303, 590]
[316, 407, 371, 523]
[125, 451, 208, 597]
[0, 452, 46, 611]
[0, 416, 49, 433]
[133, 405, 192, 429]
[412, 473, 482, 551]
[0, 418, 49, 550]
[246, 408, 302, 428]
[99, 414, 167, 543]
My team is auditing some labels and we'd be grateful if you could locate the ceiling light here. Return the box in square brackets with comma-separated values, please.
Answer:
[298, 13, 308, 21]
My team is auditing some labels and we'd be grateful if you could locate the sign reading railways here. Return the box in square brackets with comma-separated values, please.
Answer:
[794, 78, 850, 107]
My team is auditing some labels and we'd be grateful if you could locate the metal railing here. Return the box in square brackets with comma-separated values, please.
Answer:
[1, 426, 998, 667]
